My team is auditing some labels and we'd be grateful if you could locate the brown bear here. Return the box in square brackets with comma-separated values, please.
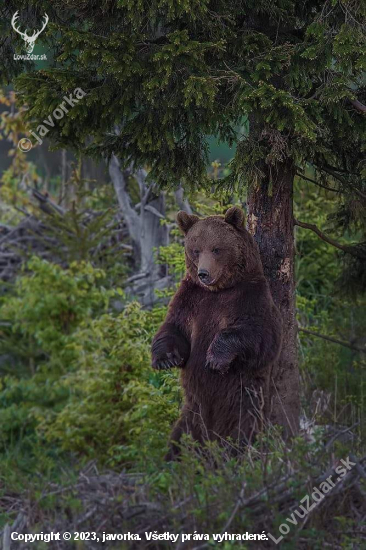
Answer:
[151, 206, 282, 459]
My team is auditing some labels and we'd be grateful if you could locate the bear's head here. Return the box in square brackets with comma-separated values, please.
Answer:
[177, 206, 263, 290]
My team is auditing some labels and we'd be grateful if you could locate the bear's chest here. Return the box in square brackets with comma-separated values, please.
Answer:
[189, 288, 238, 347]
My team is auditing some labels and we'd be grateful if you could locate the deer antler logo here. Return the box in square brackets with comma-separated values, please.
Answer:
[11, 11, 49, 54]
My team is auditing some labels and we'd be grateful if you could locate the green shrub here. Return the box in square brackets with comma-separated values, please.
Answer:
[0, 258, 114, 451]
[0, 257, 182, 469]
[40, 302, 181, 467]
[1, 257, 112, 363]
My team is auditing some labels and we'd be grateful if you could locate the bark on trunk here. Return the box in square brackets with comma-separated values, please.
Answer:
[247, 161, 299, 437]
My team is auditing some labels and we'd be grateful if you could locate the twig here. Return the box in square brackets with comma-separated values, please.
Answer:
[126, 271, 150, 283]
[221, 482, 246, 532]
[324, 423, 359, 450]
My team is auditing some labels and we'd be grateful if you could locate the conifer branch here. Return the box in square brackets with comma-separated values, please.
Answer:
[295, 171, 340, 193]
[318, 166, 366, 201]
[294, 219, 365, 260]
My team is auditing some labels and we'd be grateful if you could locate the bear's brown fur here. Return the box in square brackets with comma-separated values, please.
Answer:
[151, 207, 282, 458]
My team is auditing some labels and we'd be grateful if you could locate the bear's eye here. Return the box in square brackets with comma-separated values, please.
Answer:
[192, 249, 200, 256]
[212, 248, 220, 255]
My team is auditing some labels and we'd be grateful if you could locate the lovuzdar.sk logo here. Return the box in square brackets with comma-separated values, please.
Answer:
[11, 11, 49, 60]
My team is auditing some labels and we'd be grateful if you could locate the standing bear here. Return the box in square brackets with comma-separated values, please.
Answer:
[151, 207, 282, 458]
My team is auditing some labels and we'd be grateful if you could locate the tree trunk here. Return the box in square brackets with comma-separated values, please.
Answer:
[247, 160, 300, 438]
[59, 149, 67, 206]
[137, 193, 169, 305]
[174, 185, 193, 214]
[109, 155, 169, 306]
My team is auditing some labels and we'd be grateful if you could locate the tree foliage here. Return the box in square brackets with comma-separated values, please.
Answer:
[9, 1, 363, 186]
[3, 0, 363, 293]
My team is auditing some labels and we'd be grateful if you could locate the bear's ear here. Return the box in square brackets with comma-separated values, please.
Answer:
[177, 211, 199, 234]
[224, 206, 245, 229]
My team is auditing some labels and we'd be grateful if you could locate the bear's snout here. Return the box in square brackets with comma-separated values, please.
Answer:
[197, 250, 220, 286]
[198, 268, 210, 283]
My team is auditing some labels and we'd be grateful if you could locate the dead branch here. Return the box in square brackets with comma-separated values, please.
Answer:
[349, 98, 366, 113]
[294, 219, 366, 260]
[175, 185, 193, 214]
[299, 327, 366, 354]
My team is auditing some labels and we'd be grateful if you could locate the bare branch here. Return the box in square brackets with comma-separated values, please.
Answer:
[108, 154, 141, 246]
[294, 219, 365, 260]
[143, 204, 165, 219]
[299, 327, 366, 354]
[32, 189, 66, 216]
[349, 98, 366, 113]
[174, 185, 193, 214]
[134, 167, 149, 201]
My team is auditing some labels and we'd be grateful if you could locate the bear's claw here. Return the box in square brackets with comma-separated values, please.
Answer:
[152, 350, 184, 370]
[153, 360, 171, 370]
[205, 359, 230, 375]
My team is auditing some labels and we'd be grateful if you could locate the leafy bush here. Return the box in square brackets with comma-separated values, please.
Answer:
[0, 257, 182, 470]
[40, 302, 181, 467]
[1, 257, 112, 361]
[0, 259, 113, 450]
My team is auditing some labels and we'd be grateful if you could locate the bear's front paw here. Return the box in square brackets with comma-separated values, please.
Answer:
[152, 348, 185, 370]
[205, 351, 232, 375]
